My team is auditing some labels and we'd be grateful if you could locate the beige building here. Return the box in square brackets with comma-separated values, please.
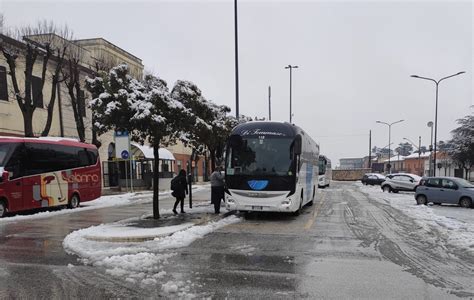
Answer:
[1, 32, 209, 189]
[0, 33, 144, 165]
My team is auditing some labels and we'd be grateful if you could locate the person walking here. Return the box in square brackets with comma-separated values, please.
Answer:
[210, 166, 225, 214]
[171, 169, 188, 214]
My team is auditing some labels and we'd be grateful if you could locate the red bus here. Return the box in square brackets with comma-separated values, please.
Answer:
[0, 137, 101, 217]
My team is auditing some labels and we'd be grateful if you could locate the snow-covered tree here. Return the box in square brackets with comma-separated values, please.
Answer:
[448, 114, 474, 179]
[171, 80, 214, 175]
[205, 103, 234, 171]
[395, 142, 413, 157]
[87, 65, 194, 218]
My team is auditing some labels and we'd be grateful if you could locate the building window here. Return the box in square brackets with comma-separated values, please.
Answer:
[78, 89, 86, 117]
[0, 66, 8, 101]
[32, 76, 43, 108]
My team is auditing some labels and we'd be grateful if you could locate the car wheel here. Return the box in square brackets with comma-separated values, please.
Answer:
[0, 200, 7, 218]
[68, 194, 80, 209]
[459, 197, 472, 208]
[416, 195, 427, 205]
[382, 185, 391, 193]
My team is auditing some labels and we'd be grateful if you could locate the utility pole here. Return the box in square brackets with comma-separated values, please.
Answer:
[285, 65, 298, 123]
[268, 86, 271, 121]
[368, 130, 372, 169]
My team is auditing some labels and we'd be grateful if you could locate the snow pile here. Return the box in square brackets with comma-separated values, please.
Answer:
[0, 193, 145, 224]
[0, 186, 209, 224]
[63, 215, 240, 289]
[358, 183, 474, 255]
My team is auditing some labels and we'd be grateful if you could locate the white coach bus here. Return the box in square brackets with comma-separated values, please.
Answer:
[318, 155, 332, 188]
[224, 121, 319, 214]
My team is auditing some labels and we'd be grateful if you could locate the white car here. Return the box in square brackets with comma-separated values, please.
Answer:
[381, 173, 422, 193]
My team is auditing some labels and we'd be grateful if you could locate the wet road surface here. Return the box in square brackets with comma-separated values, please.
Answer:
[0, 182, 472, 299]
[162, 182, 473, 299]
[0, 188, 208, 299]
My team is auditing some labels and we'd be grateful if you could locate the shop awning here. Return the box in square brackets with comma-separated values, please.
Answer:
[131, 143, 175, 160]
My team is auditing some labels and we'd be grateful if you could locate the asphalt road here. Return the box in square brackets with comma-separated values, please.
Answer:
[0, 182, 472, 299]
[160, 182, 473, 299]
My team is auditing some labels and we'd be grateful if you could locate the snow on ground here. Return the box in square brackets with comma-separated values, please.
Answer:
[357, 182, 474, 255]
[63, 212, 240, 295]
[0, 184, 208, 224]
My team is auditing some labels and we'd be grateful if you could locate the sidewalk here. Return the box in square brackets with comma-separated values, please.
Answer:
[82, 203, 233, 243]
[101, 183, 211, 196]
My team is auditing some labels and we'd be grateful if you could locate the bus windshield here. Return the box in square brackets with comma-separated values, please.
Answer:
[226, 137, 294, 176]
[0, 143, 18, 167]
[318, 158, 327, 175]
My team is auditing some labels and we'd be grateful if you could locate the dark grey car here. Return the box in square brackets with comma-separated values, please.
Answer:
[415, 177, 474, 208]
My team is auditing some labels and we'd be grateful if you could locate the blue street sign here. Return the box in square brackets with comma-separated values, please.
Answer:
[115, 130, 129, 137]
[121, 150, 129, 159]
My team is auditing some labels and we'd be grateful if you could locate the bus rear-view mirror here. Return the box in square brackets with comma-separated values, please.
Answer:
[293, 136, 302, 155]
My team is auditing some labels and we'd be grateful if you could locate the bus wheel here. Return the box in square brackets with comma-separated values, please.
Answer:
[68, 194, 80, 209]
[293, 196, 303, 216]
[0, 200, 7, 218]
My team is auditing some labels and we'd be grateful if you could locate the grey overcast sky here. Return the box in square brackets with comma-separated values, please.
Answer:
[1, 0, 472, 166]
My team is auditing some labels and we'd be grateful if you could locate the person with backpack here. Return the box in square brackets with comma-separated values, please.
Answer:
[171, 169, 188, 214]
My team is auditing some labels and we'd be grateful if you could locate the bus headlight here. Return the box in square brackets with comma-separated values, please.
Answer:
[227, 197, 235, 204]
[281, 199, 291, 206]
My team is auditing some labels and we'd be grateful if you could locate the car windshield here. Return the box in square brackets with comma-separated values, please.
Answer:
[454, 178, 474, 188]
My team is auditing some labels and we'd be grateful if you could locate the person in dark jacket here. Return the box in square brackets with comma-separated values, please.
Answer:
[172, 169, 188, 214]
[210, 166, 225, 214]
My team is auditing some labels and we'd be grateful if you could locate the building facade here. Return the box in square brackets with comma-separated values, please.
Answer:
[0, 33, 212, 188]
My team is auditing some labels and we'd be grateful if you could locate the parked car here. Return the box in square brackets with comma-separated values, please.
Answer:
[361, 173, 386, 186]
[381, 173, 422, 193]
[415, 177, 474, 208]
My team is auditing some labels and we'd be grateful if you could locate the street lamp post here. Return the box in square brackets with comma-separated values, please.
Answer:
[234, 0, 239, 120]
[285, 65, 298, 123]
[411, 71, 465, 176]
[427, 121, 434, 176]
[376, 119, 405, 174]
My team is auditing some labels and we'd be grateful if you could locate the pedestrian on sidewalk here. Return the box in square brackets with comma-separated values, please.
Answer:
[171, 169, 188, 214]
[210, 166, 225, 214]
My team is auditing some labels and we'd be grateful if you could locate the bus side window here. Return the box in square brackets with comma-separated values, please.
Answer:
[5, 144, 25, 179]
[87, 149, 98, 166]
[24, 143, 56, 176]
[78, 149, 90, 167]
